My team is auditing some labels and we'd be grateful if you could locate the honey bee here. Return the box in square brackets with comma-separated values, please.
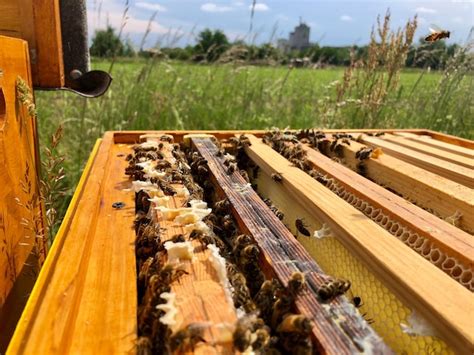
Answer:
[135, 190, 151, 214]
[229, 271, 256, 312]
[374, 132, 385, 137]
[277, 314, 312, 335]
[271, 172, 283, 182]
[355, 147, 373, 160]
[287, 272, 306, 296]
[215, 148, 225, 157]
[254, 280, 277, 323]
[227, 162, 237, 175]
[352, 296, 363, 308]
[214, 199, 230, 215]
[160, 134, 174, 143]
[136, 336, 153, 355]
[197, 165, 209, 177]
[239, 134, 252, 147]
[317, 278, 351, 301]
[356, 161, 367, 177]
[252, 328, 271, 351]
[240, 169, 250, 183]
[159, 263, 189, 285]
[169, 233, 186, 243]
[156, 160, 172, 170]
[233, 314, 257, 351]
[240, 244, 260, 265]
[425, 25, 450, 42]
[168, 323, 207, 353]
[222, 214, 236, 232]
[295, 219, 311, 237]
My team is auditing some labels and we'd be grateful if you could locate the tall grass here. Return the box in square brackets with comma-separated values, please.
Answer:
[35, 14, 473, 238]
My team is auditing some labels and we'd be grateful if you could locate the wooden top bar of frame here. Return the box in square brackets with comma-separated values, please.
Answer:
[355, 135, 474, 188]
[190, 137, 389, 354]
[243, 135, 474, 354]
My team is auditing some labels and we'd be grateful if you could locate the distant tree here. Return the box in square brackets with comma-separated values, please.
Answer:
[195, 29, 230, 62]
[90, 26, 125, 57]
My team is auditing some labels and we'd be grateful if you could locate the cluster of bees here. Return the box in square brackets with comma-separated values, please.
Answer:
[187, 144, 315, 354]
[126, 135, 319, 354]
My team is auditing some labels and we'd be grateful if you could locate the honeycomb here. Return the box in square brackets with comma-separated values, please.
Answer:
[323, 177, 473, 291]
[256, 172, 453, 354]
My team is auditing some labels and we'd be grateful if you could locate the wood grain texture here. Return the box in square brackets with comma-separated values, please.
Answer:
[356, 134, 474, 188]
[380, 133, 473, 169]
[143, 137, 237, 354]
[242, 135, 474, 355]
[299, 143, 473, 274]
[393, 132, 474, 159]
[323, 135, 474, 233]
[7, 134, 137, 354]
[0, 36, 45, 311]
[191, 137, 390, 355]
[113, 129, 429, 144]
[425, 129, 474, 149]
[0, 0, 64, 87]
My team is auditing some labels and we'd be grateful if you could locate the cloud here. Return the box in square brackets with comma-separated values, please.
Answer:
[340, 15, 353, 22]
[201, 3, 234, 12]
[135, 2, 167, 12]
[251, 3, 270, 12]
[90, 11, 170, 35]
[415, 7, 437, 14]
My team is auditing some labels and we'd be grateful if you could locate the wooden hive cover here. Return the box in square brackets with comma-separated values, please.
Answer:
[0, 0, 64, 87]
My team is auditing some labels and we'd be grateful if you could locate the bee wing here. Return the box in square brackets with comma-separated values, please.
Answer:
[429, 24, 443, 33]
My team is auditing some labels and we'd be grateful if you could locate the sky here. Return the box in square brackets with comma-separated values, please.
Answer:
[86, 0, 474, 48]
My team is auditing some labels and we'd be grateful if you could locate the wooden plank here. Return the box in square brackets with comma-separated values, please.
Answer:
[191, 137, 389, 354]
[0, 1, 64, 87]
[0, 36, 45, 312]
[320, 136, 474, 234]
[424, 130, 474, 149]
[355, 135, 473, 188]
[142, 137, 237, 354]
[380, 134, 473, 169]
[112, 129, 427, 145]
[393, 132, 474, 159]
[295, 143, 473, 287]
[242, 135, 474, 354]
[8, 134, 136, 354]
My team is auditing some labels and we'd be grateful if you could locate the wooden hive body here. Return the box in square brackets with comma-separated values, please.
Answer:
[5, 129, 472, 354]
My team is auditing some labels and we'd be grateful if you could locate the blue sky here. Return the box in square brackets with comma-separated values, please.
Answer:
[86, 0, 474, 48]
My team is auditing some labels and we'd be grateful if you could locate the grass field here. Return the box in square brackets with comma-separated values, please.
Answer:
[34, 58, 473, 240]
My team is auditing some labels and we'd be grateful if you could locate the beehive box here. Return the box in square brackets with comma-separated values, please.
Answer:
[7, 129, 474, 354]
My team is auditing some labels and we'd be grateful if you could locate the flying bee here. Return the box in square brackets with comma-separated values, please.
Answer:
[168, 323, 207, 353]
[425, 25, 450, 42]
[317, 278, 351, 301]
[277, 314, 312, 335]
[271, 172, 283, 182]
[295, 218, 311, 237]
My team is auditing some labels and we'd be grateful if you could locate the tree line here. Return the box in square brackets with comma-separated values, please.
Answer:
[90, 26, 462, 70]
